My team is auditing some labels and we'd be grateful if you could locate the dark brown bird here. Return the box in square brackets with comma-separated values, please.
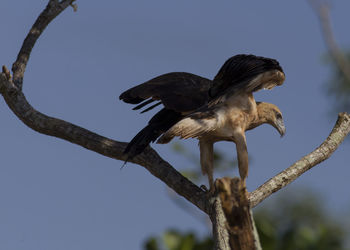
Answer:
[120, 54, 285, 190]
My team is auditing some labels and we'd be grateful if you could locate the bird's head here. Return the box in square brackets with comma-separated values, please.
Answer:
[255, 102, 286, 137]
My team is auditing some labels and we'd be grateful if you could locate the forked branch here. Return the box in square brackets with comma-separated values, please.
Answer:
[0, 0, 208, 214]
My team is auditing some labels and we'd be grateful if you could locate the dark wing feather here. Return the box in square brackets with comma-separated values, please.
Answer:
[132, 99, 154, 110]
[120, 72, 212, 160]
[209, 54, 285, 98]
[119, 72, 213, 113]
[140, 102, 162, 113]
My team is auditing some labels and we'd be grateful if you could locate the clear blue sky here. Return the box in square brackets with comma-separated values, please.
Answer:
[1, 1, 349, 249]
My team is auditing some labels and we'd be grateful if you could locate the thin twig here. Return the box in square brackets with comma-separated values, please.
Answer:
[11, 0, 76, 90]
[308, 0, 350, 83]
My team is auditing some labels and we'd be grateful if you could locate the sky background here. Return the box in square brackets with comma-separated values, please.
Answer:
[1, 1, 350, 249]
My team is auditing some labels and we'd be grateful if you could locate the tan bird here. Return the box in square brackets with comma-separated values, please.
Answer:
[120, 54, 285, 191]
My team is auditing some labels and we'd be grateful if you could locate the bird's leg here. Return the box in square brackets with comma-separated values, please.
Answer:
[234, 132, 248, 188]
[199, 140, 214, 193]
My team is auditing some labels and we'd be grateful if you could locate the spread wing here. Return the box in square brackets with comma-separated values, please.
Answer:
[119, 72, 213, 113]
[120, 54, 285, 161]
[209, 54, 285, 99]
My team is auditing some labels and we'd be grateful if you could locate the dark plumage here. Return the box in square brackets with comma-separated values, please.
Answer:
[120, 72, 213, 113]
[210, 54, 283, 97]
[120, 72, 212, 160]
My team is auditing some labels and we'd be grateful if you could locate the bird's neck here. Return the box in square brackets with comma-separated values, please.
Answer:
[246, 102, 271, 130]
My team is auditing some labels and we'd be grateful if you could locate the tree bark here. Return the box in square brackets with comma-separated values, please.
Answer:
[210, 195, 230, 250]
[215, 177, 261, 250]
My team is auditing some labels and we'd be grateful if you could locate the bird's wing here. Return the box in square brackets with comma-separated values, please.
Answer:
[157, 106, 225, 143]
[119, 72, 213, 113]
[209, 54, 285, 99]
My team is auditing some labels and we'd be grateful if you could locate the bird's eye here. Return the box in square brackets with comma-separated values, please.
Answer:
[276, 113, 282, 119]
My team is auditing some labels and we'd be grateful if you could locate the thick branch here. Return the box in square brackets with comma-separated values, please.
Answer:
[215, 178, 261, 250]
[209, 196, 230, 250]
[250, 112, 350, 207]
[1, 0, 208, 214]
[0, 72, 208, 213]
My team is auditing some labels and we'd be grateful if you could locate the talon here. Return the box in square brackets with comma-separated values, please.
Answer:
[70, 2, 78, 12]
[2, 65, 11, 80]
[200, 184, 208, 192]
[200, 184, 216, 197]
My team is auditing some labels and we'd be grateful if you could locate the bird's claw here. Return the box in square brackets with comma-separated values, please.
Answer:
[200, 184, 216, 197]
[200, 184, 208, 192]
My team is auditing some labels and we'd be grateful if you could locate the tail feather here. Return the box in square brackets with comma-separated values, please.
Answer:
[123, 125, 160, 161]
[124, 108, 183, 162]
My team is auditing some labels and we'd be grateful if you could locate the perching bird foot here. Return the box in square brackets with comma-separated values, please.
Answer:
[200, 184, 216, 196]
[200, 184, 208, 192]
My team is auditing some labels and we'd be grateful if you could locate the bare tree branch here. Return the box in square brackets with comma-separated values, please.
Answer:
[0, 69, 208, 213]
[1, 1, 208, 214]
[11, 0, 76, 90]
[250, 112, 350, 207]
[308, 0, 350, 83]
[209, 196, 230, 250]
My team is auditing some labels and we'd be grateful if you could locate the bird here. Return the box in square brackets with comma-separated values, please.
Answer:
[119, 54, 286, 190]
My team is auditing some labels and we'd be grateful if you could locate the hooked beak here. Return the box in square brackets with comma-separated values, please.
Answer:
[274, 118, 286, 137]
